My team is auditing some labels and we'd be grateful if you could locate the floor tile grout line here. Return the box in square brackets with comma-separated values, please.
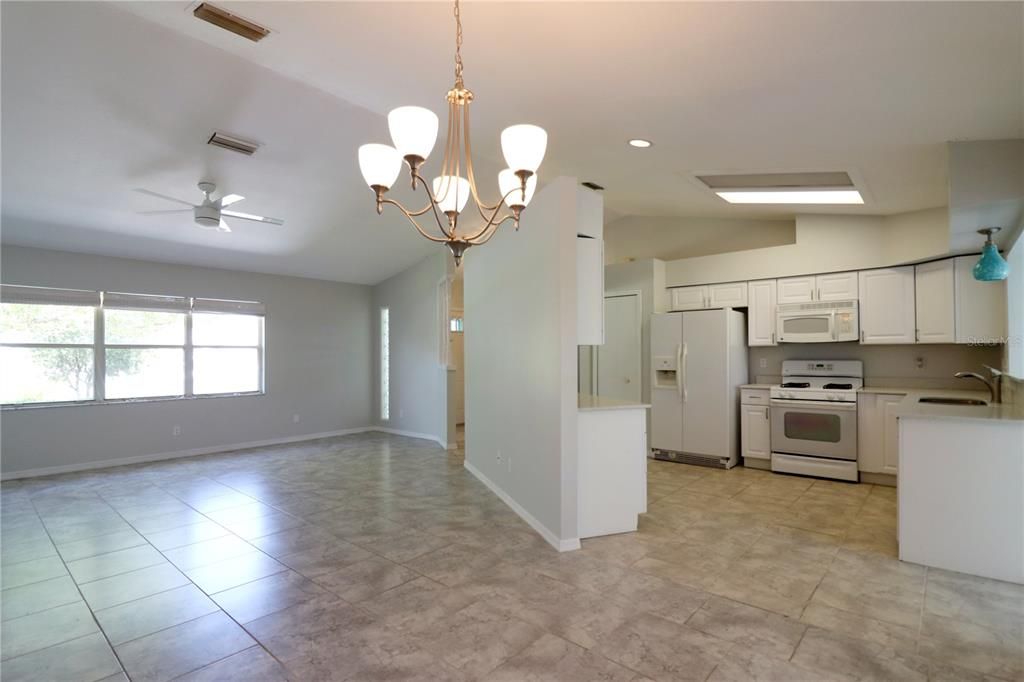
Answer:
[21, 494, 131, 680]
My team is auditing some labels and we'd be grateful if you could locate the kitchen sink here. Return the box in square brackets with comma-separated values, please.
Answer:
[918, 397, 988, 406]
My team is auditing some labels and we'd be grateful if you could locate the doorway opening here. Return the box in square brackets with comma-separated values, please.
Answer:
[448, 269, 465, 453]
[579, 291, 642, 402]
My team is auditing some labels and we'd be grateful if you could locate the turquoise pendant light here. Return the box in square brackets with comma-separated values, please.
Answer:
[973, 227, 1009, 282]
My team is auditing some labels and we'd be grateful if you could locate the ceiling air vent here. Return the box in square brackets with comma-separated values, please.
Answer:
[193, 3, 270, 42]
[207, 131, 260, 156]
[581, 181, 605, 191]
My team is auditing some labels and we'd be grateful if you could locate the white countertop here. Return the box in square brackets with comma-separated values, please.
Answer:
[877, 387, 1024, 423]
[740, 384, 772, 390]
[578, 394, 651, 412]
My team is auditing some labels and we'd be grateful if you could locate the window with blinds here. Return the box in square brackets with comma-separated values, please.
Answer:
[0, 285, 265, 406]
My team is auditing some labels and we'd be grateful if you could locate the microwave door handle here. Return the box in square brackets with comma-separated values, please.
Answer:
[831, 310, 837, 341]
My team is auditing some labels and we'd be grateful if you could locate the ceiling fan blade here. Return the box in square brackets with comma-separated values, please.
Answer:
[138, 209, 192, 215]
[218, 193, 245, 207]
[217, 219, 232, 233]
[134, 188, 195, 207]
[222, 210, 284, 226]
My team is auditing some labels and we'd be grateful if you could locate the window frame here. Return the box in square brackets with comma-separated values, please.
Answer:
[0, 287, 266, 410]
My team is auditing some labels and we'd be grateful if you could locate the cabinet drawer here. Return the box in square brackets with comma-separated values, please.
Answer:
[740, 388, 770, 405]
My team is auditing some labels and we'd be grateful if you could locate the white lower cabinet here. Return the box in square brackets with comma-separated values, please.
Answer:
[740, 403, 771, 461]
[858, 392, 905, 474]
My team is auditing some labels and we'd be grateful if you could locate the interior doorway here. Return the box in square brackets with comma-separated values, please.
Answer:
[448, 269, 465, 452]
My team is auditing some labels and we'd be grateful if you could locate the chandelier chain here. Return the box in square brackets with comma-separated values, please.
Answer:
[454, 0, 464, 86]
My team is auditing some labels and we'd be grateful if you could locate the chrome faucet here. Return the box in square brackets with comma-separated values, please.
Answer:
[954, 365, 1002, 403]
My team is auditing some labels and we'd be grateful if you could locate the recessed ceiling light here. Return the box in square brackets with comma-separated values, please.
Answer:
[628, 139, 652, 148]
[716, 190, 864, 205]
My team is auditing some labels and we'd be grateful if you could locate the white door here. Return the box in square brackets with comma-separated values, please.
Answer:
[708, 282, 748, 308]
[681, 309, 728, 457]
[650, 313, 683, 452]
[747, 279, 777, 346]
[741, 404, 770, 460]
[596, 294, 642, 402]
[777, 276, 816, 303]
[816, 271, 858, 301]
[859, 267, 916, 344]
[954, 256, 1008, 344]
[669, 286, 707, 311]
[880, 394, 903, 474]
[915, 259, 955, 343]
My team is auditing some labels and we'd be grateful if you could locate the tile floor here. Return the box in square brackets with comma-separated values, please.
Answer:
[1, 432, 1022, 681]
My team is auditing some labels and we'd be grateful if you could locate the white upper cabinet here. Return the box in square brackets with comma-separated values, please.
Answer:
[859, 267, 916, 344]
[577, 237, 604, 345]
[708, 282, 748, 308]
[669, 282, 747, 311]
[915, 259, 955, 344]
[669, 285, 707, 311]
[777, 276, 816, 304]
[816, 271, 859, 301]
[954, 255, 1007, 344]
[747, 280, 777, 346]
[778, 272, 856, 303]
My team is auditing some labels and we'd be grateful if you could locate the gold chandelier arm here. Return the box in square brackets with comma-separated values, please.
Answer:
[380, 198, 450, 244]
[410, 168, 454, 239]
[467, 214, 515, 245]
[462, 99, 499, 215]
[461, 183, 525, 242]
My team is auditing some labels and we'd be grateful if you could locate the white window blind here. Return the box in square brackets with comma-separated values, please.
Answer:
[192, 298, 265, 315]
[1, 284, 101, 307]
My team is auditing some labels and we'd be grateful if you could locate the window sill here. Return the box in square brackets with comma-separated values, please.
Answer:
[1, 391, 265, 412]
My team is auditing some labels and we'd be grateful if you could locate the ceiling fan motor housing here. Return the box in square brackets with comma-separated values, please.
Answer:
[194, 204, 220, 229]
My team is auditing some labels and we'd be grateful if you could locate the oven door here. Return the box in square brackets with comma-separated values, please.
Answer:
[770, 398, 857, 460]
[776, 312, 836, 343]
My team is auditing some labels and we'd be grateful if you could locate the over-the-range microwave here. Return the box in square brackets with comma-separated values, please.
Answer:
[776, 300, 859, 343]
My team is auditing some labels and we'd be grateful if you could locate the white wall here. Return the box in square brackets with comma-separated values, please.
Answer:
[371, 251, 450, 446]
[604, 215, 795, 264]
[664, 208, 950, 287]
[464, 176, 579, 548]
[749, 342, 1003, 389]
[1, 246, 373, 477]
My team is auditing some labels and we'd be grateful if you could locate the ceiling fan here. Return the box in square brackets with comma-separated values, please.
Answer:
[136, 182, 284, 233]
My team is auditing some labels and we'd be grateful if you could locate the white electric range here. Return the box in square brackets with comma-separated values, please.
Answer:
[769, 360, 863, 482]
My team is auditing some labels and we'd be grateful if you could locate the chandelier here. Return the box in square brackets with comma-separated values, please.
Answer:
[356, 0, 547, 265]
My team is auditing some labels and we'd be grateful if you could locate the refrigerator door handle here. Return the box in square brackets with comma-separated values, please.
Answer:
[681, 343, 688, 403]
[675, 344, 684, 399]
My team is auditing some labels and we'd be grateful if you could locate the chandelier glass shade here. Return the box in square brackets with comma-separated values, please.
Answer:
[357, 0, 546, 265]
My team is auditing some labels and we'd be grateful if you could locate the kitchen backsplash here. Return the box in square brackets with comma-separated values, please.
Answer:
[750, 342, 1003, 389]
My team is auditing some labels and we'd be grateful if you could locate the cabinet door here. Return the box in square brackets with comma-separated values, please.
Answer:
[880, 394, 903, 474]
[708, 282, 748, 309]
[954, 256, 1007, 344]
[816, 271, 858, 301]
[915, 259, 955, 343]
[669, 286, 707, 311]
[576, 237, 604, 345]
[747, 280, 778, 346]
[777, 276, 815, 303]
[859, 267, 916, 344]
[741, 404, 771, 460]
[857, 394, 883, 473]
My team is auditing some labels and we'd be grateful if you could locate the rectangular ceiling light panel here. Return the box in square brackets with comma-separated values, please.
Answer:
[716, 190, 864, 205]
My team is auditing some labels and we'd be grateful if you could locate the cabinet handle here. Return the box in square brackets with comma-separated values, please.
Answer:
[816, 287, 820, 300]
[765, 408, 769, 420]
[860, 330, 865, 343]
[771, 332, 776, 345]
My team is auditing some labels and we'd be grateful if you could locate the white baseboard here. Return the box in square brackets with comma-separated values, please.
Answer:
[373, 427, 448, 450]
[463, 460, 580, 552]
[0, 427, 375, 481]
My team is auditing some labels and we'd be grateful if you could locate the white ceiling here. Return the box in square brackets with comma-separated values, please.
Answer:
[2, 2, 1021, 284]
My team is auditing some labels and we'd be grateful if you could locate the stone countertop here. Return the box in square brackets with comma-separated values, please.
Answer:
[739, 384, 773, 390]
[578, 394, 651, 412]
[881, 388, 1024, 423]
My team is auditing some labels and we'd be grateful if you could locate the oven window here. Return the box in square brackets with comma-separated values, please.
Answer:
[784, 411, 842, 442]
[781, 316, 830, 334]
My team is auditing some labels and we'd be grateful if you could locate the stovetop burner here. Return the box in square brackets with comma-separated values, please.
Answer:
[781, 382, 811, 388]
[823, 382, 854, 390]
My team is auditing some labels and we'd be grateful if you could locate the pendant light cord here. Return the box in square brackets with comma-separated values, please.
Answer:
[454, 0, 464, 87]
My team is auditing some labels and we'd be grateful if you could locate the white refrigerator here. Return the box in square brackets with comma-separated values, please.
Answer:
[650, 309, 748, 468]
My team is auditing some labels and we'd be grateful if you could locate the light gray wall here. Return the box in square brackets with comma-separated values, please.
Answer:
[749, 342, 1003, 389]
[1, 246, 373, 476]
[465, 176, 580, 545]
[605, 215, 796, 264]
[371, 251, 450, 445]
